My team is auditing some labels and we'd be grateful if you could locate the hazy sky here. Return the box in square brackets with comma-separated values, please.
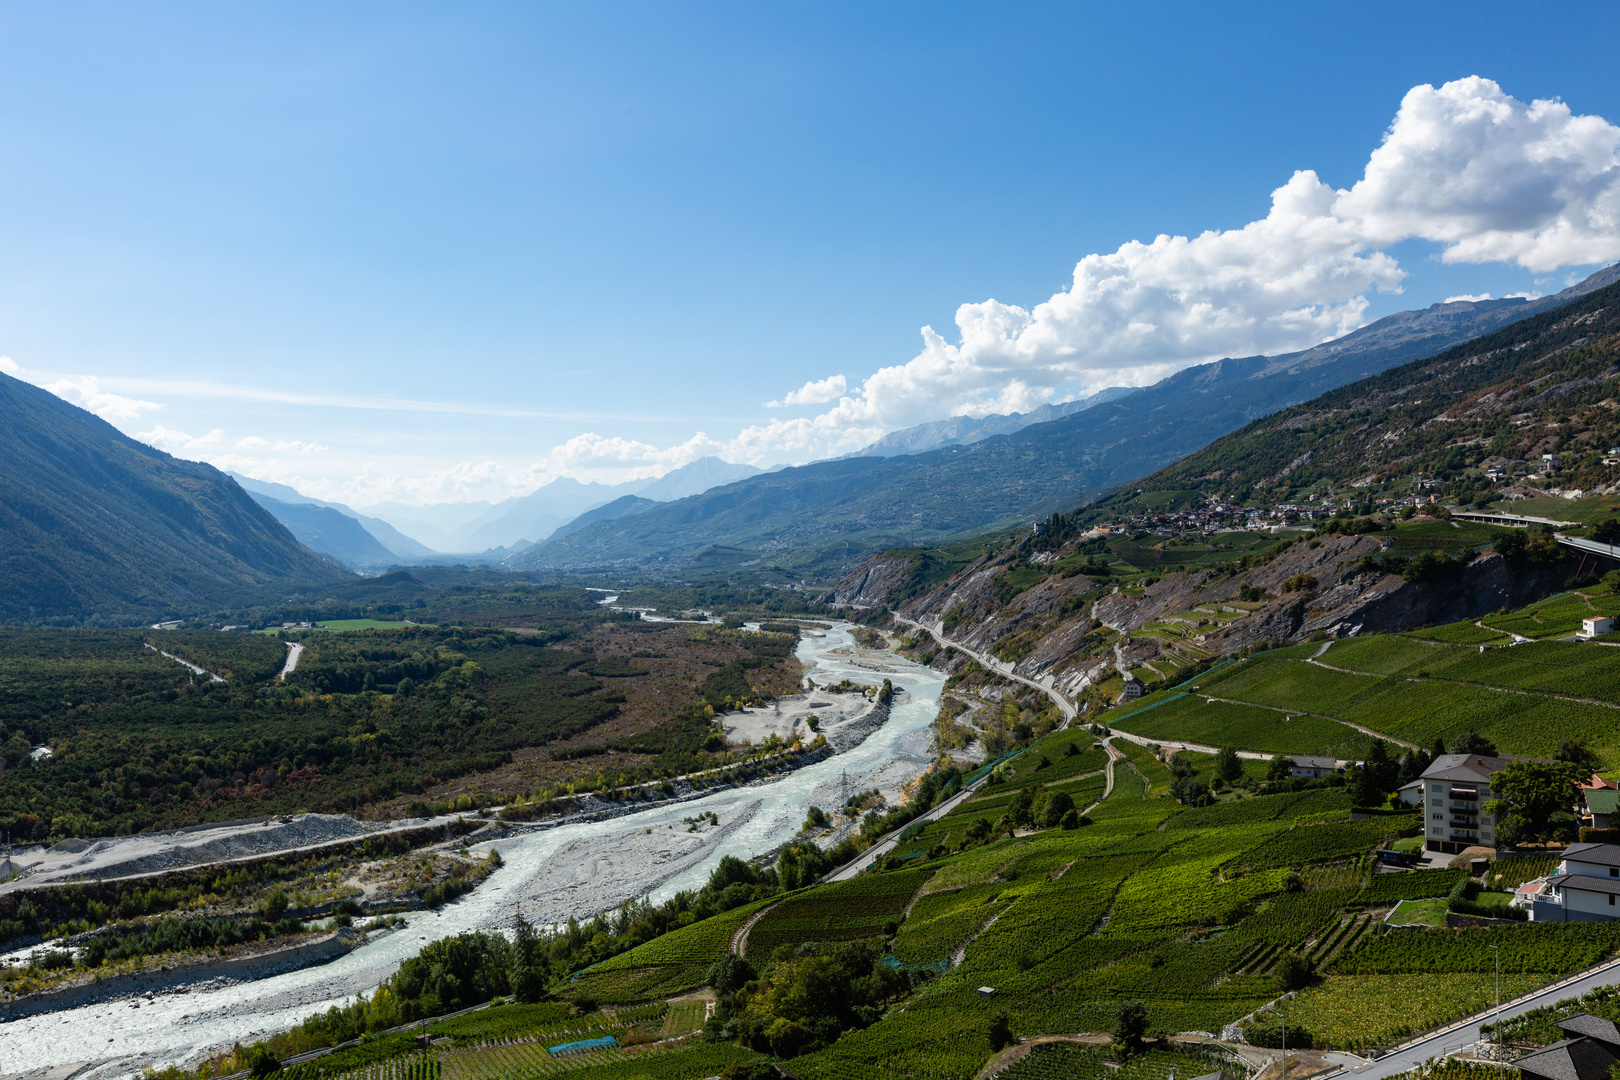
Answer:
[5, 2, 1620, 506]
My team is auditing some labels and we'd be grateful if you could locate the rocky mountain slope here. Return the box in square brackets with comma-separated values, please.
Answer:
[520, 266, 1620, 574]
[824, 274, 1620, 712]
[0, 373, 349, 624]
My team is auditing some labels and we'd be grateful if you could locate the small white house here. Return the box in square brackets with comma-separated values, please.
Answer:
[1532, 843, 1620, 922]
[1397, 779, 1424, 806]
[1583, 617, 1615, 638]
[1290, 754, 1338, 779]
[1118, 676, 1145, 703]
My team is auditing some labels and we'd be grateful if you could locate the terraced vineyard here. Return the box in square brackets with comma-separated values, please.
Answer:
[744, 869, 929, 958]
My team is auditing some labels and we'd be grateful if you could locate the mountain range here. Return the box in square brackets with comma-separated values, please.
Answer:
[515, 263, 1620, 573]
[0, 371, 348, 623]
[849, 386, 1136, 457]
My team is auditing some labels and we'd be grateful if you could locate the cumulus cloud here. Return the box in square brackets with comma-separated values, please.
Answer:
[766, 374, 847, 407]
[726, 77, 1620, 463]
[1338, 76, 1620, 270]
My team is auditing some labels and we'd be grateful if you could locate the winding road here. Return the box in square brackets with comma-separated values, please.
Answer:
[895, 616, 1077, 725]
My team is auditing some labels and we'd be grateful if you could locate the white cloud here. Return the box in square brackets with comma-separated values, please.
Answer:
[766, 374, 847, 407]
[137, 425, 225, 456]
[235, 435, 329, 454]
[731, 76, 1620, 463]
[1444, 293, 1494, 303]
[512, 431, 727, 489]
[1337, 76, 1620, 271]
[2, 355, 164, 421]
[43, 376, 162, 422]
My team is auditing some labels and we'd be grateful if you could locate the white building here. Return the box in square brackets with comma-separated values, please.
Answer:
[1583, 617, 1615, 638]
[1530, 843, 1620, 922]
[1290, 755, 1338, 779]
[1418, 753, 1522, 855]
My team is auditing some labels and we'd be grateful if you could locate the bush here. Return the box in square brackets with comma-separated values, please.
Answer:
[987, 1011, 1013, 1051]
[1244, 1015, 1313, 1049]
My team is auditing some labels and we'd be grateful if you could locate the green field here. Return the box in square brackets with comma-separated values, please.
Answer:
[317, 619, 426, 631]
[1129, 637, 1620, 760]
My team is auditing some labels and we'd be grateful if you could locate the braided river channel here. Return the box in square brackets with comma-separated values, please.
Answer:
[0, 624, 946, 1080]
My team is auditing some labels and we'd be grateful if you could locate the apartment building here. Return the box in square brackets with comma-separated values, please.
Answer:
[1419, 753, 1512, 855]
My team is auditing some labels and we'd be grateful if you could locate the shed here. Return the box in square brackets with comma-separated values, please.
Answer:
[978, 986, 995, 1000]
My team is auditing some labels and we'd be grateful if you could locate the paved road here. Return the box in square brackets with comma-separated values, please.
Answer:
[895, 616, 1077, 725]
[1326, 955, 1620, 1078]
[279, 641, 304, 681]
[144, 642, 225, 683]
[822, 769, 1002, 882]
[1104, 723, 1273, 761]
[1557, 534, 1620, 562]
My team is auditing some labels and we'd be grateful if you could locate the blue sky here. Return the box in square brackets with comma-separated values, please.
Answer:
[4, 2, 1620, 507]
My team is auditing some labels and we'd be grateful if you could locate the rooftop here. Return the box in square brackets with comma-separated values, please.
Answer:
[1564, 843, 1620, 868]
[1419, 752, 1539, 784]
[1586, 789, 1620, 816]
[1548, 873, 1620, 896]
[1561, 1015, 1620, 1043]
[1516, 1036, 1620, 1080]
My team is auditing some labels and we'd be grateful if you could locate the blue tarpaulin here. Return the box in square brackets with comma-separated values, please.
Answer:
[548, 1035, 617, 1056]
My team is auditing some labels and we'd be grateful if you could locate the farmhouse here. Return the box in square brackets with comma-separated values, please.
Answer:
[1118, 676, 1145, 703]
[1529, 844, 1620, 922]
[1582, 617, 1615, 638]
[1515, 1013, 1620, 1080]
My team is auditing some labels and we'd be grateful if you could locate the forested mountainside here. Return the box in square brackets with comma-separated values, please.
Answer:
[518, 266, 1619, 574]
[0, 372, 348, 624]
[824, 274, 1620, 715]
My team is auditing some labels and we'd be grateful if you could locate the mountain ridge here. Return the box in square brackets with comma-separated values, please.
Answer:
[513, 265, 1620, 573]
[0, 372, 349, 623]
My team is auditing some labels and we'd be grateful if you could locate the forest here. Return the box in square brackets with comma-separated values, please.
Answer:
[0, 602, 806, 842]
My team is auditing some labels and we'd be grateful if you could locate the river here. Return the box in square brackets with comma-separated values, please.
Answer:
[0, 624, 944, 1080]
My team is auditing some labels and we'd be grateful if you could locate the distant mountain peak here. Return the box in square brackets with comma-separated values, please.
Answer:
[852, 388, 1137, 458]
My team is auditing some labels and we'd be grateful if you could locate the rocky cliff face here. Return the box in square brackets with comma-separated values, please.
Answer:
[825, 525, 1579, 709]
